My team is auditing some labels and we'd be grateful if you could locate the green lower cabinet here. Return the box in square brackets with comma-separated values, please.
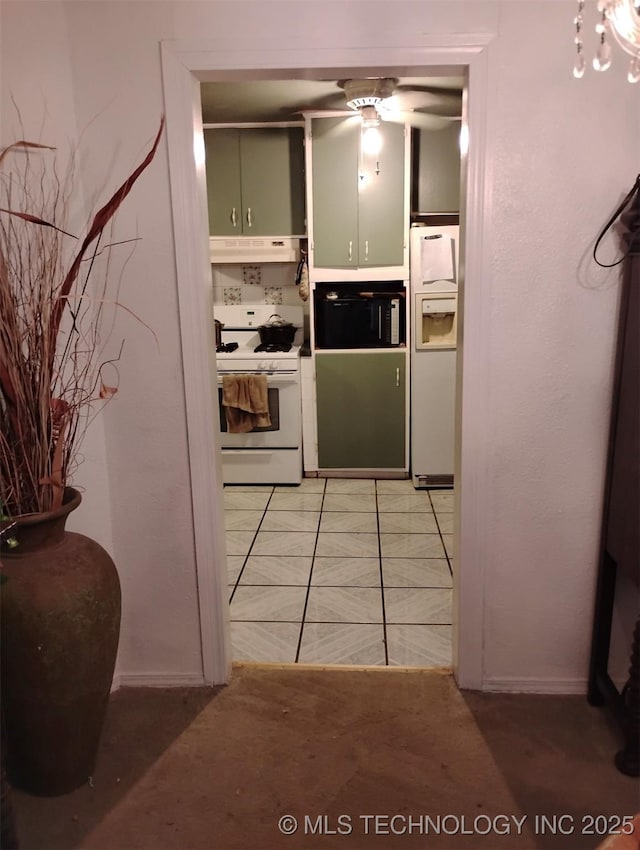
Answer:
[316, 352, 406, 470]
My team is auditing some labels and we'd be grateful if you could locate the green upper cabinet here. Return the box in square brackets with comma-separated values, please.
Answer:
[309, 119, 359, 267]
[311, 117, 406, 268]
[315, 351, 406, 470]
[204, 127, 306, 237]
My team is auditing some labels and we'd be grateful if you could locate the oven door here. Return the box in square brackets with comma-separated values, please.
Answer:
[217, 371, 301, 449]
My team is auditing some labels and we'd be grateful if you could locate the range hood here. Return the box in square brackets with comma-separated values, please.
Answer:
[210, 236, 301, 264]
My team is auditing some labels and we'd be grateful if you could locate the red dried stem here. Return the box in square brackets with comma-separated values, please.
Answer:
[0, 117, 164, 516]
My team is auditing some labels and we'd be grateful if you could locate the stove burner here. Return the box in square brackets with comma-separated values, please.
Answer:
[254, 343, 292, 354]
[217, 342, 239, 353]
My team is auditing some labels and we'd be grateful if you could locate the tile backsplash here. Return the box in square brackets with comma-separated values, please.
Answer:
[212, 262, 303, 307]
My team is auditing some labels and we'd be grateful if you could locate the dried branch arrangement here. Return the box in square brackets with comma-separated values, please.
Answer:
[0, 117, 164, 517]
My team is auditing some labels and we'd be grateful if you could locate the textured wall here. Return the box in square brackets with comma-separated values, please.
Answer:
[482, 3, 637, 687]
[0, 4, 115, 588]
[1, 0, 637, 688]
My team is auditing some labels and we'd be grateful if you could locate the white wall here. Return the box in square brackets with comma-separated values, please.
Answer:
[0, 4, 114, 587]
[2, 0, 637, 690]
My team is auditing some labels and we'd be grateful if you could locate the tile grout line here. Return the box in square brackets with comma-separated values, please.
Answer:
[232, 581, 450, 588]
[375, 480, 390, 666]
[294, 478, 327, 663]
[228, 487, 275, 604]
[230, 618, 450, 625]
[428, 489, 454, 578]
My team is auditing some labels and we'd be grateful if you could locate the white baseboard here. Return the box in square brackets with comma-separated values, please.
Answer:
[110, 672, 208, 691]
[481, 677, 588, 695]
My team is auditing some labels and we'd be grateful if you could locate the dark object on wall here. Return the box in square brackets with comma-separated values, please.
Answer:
[1, 488, 121, 796]
[588, 175, 640, 778]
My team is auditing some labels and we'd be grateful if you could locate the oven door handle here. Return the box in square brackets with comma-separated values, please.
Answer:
[221, 450, 276, 456]
[217, 375, 299, 386]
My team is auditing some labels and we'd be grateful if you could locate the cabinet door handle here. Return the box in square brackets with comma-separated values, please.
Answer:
[365, 240, 369, 262]
[348, 240, 353, 262]
[396, 368, 400, 387]
[231, 207, 237, 228]
[246, 207, 253, 228]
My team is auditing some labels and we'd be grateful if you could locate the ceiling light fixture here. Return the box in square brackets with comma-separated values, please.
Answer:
[361, 108, 382, 158]
[573, 0, 640, 82]
[361, 126, 383, 157]
[357, 104, 383, 168]
[359, 105, 380, 129]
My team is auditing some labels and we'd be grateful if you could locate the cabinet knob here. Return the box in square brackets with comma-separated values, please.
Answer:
[396, 367, 400, 388]
[348, 240, 353, 262]
[231, 208, 237, 228]
[365, 240, 369, 262]
[246, 207, 253, 228]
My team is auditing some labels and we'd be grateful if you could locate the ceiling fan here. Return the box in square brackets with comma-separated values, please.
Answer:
[300, 77, 462, 131]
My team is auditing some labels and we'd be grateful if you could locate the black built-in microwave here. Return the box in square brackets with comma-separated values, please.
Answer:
[314, 281, 406, 349]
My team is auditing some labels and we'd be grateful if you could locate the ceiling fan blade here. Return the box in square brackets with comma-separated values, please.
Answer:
[319, 92, 352, 110]
[395, 85, 463, 111]
[285, 91, 349, 115]
[291, 108, 357, 120]
[385, 91, 459, 115]
[379, 109, 458, 131]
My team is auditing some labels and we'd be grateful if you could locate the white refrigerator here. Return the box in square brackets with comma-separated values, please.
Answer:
[409, 224, 459, 489]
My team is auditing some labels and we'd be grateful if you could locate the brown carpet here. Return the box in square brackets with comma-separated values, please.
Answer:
[10, 664, 639, 850]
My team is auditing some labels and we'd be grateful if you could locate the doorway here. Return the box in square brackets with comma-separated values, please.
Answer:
[160, 38, 492, 689]
[204, 77, 460, 666]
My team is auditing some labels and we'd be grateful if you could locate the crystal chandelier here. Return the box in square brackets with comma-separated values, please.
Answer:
[573, 0, 640, 82]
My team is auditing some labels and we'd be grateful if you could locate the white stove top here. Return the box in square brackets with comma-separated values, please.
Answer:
[214, 305, 304, 372]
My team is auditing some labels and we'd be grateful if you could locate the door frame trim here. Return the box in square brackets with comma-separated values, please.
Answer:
[160, 34, 494, 688]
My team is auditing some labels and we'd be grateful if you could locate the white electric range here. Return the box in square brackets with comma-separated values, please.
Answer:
[214, 305, 304, 485]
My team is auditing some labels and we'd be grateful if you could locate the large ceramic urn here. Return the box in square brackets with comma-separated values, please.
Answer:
[0, 488, 121, 796]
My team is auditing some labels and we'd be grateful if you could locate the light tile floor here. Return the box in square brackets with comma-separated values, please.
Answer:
[225, 478, 454, 668]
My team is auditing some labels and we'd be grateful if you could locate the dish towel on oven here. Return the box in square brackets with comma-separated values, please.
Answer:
[222, 374, 272, 433]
